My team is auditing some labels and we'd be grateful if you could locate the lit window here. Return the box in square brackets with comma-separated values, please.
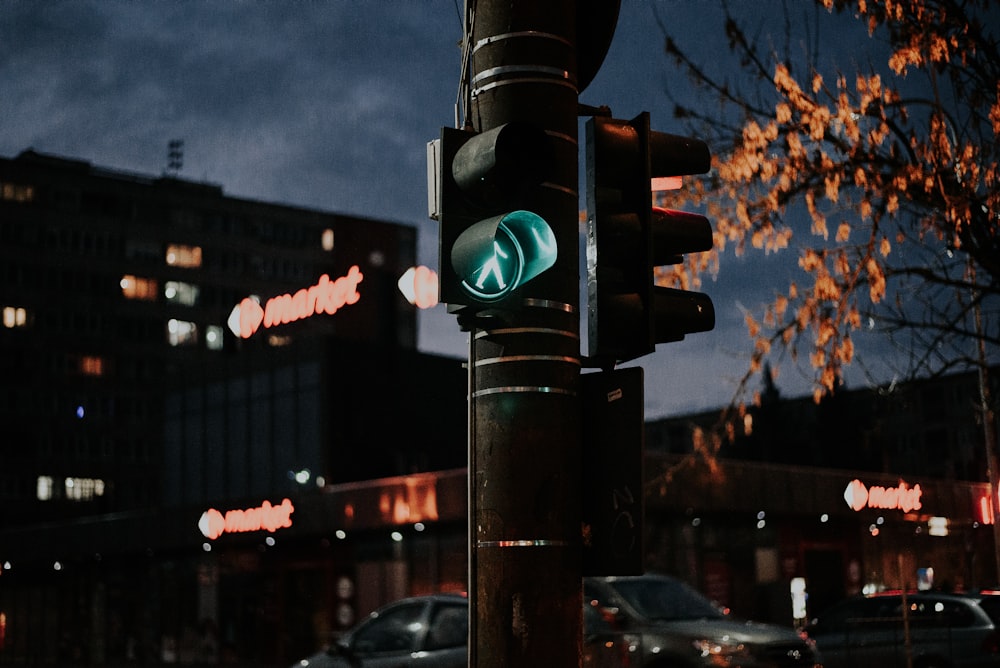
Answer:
[2, 306, 28, 328]
[64, 477, 105, 501]
[1, 182, 35, 203]
[37, 476, 54, 501]
[322, 228, 335, 251]
[79, 356, 105, 376]
[166, 244, 202, 268]
[164, 280, 199, 306]
[205, 325, 224, 351]
[167, 319, 198, 346]
[120, 275, 158, 301]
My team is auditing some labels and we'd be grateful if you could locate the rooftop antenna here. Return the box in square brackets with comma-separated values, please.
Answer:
[166, 139, 184, 176]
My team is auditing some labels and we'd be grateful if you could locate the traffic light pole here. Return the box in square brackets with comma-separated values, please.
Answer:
[461, 2, 582, 666]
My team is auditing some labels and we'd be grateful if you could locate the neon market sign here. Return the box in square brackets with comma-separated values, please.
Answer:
[844, 478, 923, 513]
[227, 266, 363, 339]
[199, 498, 295, 540]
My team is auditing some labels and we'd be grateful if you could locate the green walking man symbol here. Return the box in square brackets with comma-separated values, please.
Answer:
[474, 241, 510, 292]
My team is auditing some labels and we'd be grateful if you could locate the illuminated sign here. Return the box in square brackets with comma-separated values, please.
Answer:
[977, 492, 997, 525]
[397, 266, 439, 309]
[199, 498, 295, 540]
[227, 266, 363, 339]
[844, 478, 922, 513]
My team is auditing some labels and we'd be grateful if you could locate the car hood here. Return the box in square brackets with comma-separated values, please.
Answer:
[640, 617, 806, 644]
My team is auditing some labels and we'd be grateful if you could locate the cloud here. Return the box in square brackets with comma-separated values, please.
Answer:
[1, 1, 457, 206]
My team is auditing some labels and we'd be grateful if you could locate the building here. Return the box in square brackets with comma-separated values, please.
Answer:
[646, 366, 992, 479]
[0, 148, 454, 521]
[643, 367, 999, 623]
[0, 150, 468, 665]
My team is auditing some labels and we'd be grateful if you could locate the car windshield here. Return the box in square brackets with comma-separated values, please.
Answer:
[610, 578, 726, 622]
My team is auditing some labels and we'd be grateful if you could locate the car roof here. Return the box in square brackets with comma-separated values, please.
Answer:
[381, 593, 467, 607]
[814, 590, 996, 618]
[865, 589, 991, 601]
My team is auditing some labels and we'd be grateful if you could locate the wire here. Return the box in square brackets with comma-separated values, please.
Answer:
[455, 0, 476, 129]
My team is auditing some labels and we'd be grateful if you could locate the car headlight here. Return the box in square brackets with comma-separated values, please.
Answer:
[692, 637, 752, 660]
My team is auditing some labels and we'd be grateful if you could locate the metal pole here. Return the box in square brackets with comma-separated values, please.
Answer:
[463, 1, 582, 666]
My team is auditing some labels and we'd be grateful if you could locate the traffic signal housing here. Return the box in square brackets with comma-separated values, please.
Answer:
[585, 111, 715, 364]
[428, 123, 557, 312]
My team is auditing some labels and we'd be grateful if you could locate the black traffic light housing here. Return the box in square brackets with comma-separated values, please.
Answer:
[586, 111, 715, 364]
[429, 123, 557, 313]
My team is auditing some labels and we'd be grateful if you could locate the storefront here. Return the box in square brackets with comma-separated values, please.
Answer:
[0, 470, 468, 666]
[644, 453, 996, 625]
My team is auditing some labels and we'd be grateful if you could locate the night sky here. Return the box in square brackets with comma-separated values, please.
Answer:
[1, 1, 899, 417]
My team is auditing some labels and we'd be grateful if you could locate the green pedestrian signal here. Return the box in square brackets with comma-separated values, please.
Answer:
[452, 210, 556, 303]
[428, 123, 557, 311]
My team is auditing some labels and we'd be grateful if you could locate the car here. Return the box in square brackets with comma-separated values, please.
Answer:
[292, 591, 632, 668]
[806, 590, 1000, 668]
[583, 573, 821, 668]
[291, 594, 468, 668]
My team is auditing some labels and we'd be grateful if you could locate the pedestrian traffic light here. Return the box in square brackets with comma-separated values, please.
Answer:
[585, 111, 715, 364]
[428, 123, 557, 312]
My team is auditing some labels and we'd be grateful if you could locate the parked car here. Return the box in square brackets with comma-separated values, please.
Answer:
[583, 574, 821, 668]
[291, 594, 468, 668]
[806, 590, 1000, 668]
